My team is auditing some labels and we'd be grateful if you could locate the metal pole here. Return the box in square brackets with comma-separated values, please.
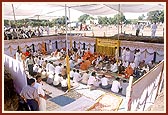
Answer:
[12, 4, 19, 39]
[117, 4, 120, 66]
[65, 4, 71, 91]
[68, 7, 72, 50]
[117, 4, 120, 41]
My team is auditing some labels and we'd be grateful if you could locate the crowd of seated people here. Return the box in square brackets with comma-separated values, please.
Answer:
[14, 44, 159, 97]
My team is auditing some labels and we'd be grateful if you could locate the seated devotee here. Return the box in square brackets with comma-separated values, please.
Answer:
[118, 63, 125, 74]
[48, 62, 55, 75]
[69, 57, 75, 68]
[33, 64, 39, 73]
[103, 63, 111, 72]
[139, 60, 146, 69]
[110, 61, 118, 73]
[95, 61, 103, 71]
[99, 75, 112, 89]
[70, 69, 75, 80]
[130, 61, 136, 70]
[42, 60, 47, 69]
[73, 70, 82, 83]
[123, 60, 129, 68]
[55, 49, 62, 60]
[61, 66, 67, 78]
[87, 71, 101, 90]
[41, 69, 47, 81]
[37, 66, 43, 74]
[111, 77, 122, 93]
[124, 64, 134, 79]
[46, 73, 54, 85]
[80, 61, 88, 70]
[85, 58, 91, 68]
[142, 64, 150, 73]
[148, 60, 156, 70]
[61, 77, 68, 91]
[76, 57, 83, 65]
[55, 63, 62, 75]
[81, 71, 90, 85]
[46, 61, 51, 72]
[121, 80, 129, 96]
[53, 74, 63, 87]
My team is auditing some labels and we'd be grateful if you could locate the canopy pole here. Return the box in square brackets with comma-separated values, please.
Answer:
[68, 7, 72, 50]
[12, 4, 19, 39]
[65, 4, 71, 91]
[116, 4, 120, 66]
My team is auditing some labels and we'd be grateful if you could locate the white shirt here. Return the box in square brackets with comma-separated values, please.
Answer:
[73, 72, 82, 82]
[49, 64, 55, 74]
[87, 75, 96, 85]
[101, 77, 109, 86]
[130, 62, 136, 70]
[53, 74, 63, 86]
[33, 65, 39, 72]
[70, 70, 75, 79]
[48, 73, 54, 79]
[122, 49, 126, 61]
[111, 80, 121, 93]
[61, 79, 67, 87]
[46, 63, 50, 72]
[41, 71, 47, 79]
[151, 23, 157, 30]
[125, 50, 131, 62]
[110, 63, 118, 73]
[55, 65, 62, 74]
[81, 73, 90, 84]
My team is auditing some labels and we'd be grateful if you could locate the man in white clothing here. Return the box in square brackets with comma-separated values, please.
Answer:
[81, 71, 90, 85]
[111, 77, 122, 93]
[70, 69, 75, 80]
[100, 75, 112, 89]
[87, 72, 100, 90]
[125, 48, 131, 63]
[151, 22, 157, 38]
[48, 62, 55, 74]
[73, 70, 82, 83]
[53, 74, 63, 87]
[55, 63, 62, 75]
[121, 47, 126, 62]
[34, 75, 46, 111]
[110, 62, 118, 73]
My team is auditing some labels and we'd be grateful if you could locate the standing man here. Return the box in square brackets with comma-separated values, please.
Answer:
[34, 75, 47, 111]
[135, 22, 140, 37]
[20, 78, 39, 111]
[151, 22, 157, 38]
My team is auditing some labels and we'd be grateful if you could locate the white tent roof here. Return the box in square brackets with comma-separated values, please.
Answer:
[3, 2, 165, 20]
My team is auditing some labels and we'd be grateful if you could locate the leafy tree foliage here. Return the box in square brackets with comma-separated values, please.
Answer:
[147, 10, 164, 23]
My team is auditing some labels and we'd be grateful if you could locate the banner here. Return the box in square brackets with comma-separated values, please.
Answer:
[96, 38, 120, 47]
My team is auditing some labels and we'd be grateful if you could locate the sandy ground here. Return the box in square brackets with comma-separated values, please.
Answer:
[43, 25, 164, 37]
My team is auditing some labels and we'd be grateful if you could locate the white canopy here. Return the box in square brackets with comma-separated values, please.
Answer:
[3, 2, 165, 20]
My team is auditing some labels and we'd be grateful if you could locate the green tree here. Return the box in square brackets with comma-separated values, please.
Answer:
[138, 14, 145, 20]
[98, 16, 109, 25]
[147, 10, 164, 23]
[112, 13, 126, 25]
[78, 14, 90, 23]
